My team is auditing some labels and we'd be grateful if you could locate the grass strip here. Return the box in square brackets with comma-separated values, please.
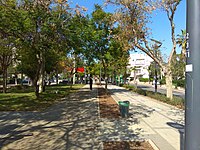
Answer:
[0, 84, 84, 111]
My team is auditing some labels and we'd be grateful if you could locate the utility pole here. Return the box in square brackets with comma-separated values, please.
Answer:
[185, 1, 200, 149]
[154, 48, 158, 93]
[72, 51, 76, 85]
[100, 61, 102, 85]
[150, 39, 162, 93]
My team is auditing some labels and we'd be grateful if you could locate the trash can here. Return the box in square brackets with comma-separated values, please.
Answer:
[118, 101, 130, 118]
[118, 101, 123, 114]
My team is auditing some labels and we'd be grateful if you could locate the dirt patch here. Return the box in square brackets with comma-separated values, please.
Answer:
[97, 86, 155, 150]
[103, 141, 154, 150]
[98, 87, 120, 118]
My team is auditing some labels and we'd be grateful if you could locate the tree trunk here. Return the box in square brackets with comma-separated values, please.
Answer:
[105, 77, 108, 90]
[2, 66, 7, 93]
[38, 67, 44, 93]
[105, 69, 108, 90]
[134, 70, 137, 88]
[70, 77, 73, 89]
[56, 70, 59, 85]
[32, 79, 39, 98]
[35, 84, 39, 98]
[43, 72, 47, 92]
[38, 54, 45, 93]
[165, 70, 173, 100]
[15, 74, 18, 85]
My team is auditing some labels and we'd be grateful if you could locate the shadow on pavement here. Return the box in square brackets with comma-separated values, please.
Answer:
[0, 87, 101, 150]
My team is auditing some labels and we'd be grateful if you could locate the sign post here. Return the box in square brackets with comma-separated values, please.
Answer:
[185, 1, 200, 149]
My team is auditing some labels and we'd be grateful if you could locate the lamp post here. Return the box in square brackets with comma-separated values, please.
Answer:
[154, 59, 158, 93]
[185, 1, 200, 149]
[150, 39, 162, 93]
[100, 60, 102, 85]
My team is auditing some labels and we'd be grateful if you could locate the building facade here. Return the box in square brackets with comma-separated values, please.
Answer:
[127, 53, 153, 79]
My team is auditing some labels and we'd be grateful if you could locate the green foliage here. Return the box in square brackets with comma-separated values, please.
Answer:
[160, 78, 166, 85]
[123, 84, 136, 90]
[119, 83, 124, 87]
[173, 79, 185, 88]
[123, 85, 184, 109]
[139, 78, 149, 82]
[171, 52, 185, 80]
[0, 84, 84, 111]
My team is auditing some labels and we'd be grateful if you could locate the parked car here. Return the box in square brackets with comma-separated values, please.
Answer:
[22, 79, 30, 85]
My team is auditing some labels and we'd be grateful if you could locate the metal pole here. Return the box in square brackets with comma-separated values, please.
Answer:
[73, 54, 76, 85]
[155, 49, 157, 93]
[185, 1, 200, 149]
[100, 61, 102, 85]
[155, 62, 157, 93]
[151, 39, 161, 93]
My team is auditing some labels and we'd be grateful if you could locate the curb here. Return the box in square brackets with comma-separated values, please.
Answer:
[148, 139, 160, 150]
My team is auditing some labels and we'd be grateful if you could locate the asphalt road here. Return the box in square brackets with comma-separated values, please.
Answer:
[130, 83, 185, 99]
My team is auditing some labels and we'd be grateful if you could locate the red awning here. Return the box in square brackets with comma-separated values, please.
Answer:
[76, 67, 84, 73]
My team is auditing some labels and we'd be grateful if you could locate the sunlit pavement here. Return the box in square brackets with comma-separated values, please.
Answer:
[0, 84, 184, 150]
[0, 85, 101, 150]
[108, 84, 184, 150]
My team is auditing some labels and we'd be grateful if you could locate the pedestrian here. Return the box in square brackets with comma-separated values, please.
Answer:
[90, 75, 93, 90]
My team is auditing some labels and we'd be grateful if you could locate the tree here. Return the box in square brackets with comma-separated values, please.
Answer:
[171, 52, 185, 80]
[177, 29, 186, 62]
[108, 38, 130, 84]
[0, 38, 16, 93]
[15, 0, 74, 97]
[0, 0, 20, 93]
[89, 5, 116, 89]
[106, 0, 182, 100]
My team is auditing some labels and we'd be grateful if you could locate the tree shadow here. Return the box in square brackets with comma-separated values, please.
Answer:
[0, 85, 155, 149]
[0, 86, 102, 149]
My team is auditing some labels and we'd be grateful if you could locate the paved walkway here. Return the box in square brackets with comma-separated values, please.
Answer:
[0, 85, 101, 150]
[108, 84, 184, 150]
[0, 84, 184, 150]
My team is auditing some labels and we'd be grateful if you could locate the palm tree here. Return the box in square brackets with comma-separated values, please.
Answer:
[176, 29, 186, 59]
[176, 29, 186, 78]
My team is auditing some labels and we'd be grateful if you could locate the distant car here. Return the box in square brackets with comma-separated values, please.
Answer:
[152, 80, 160, 85]
[22, 79, 29, 85]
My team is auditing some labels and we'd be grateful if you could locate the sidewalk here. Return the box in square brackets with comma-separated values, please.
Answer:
[0, 84, 184, 150]
[0, 84, 101, 150]
[108, 84, 184, 150]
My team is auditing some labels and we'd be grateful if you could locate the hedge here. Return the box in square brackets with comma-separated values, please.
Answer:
[123, 85, 184, 109]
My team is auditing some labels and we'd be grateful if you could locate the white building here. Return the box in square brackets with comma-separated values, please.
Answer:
[127, 53, 153, 79]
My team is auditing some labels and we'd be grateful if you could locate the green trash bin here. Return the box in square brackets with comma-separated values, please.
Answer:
[118, 101, 123, 114]
[118, 101, 130, 118]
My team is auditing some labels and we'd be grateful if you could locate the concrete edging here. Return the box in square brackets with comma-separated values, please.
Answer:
[147, 139, 160, 150]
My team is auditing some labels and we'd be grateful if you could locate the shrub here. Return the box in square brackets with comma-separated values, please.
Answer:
[173, 79, 185, 88]
[134, 88, 146, 96]
[160, 78, 166, 85]
[139, 78, 149, 83]
[123, 85, 136, 90]
[119, 83, 124, 87]
[123, 85, 184, 109]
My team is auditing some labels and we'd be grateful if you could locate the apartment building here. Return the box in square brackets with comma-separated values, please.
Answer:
[127, 53, 153, 79]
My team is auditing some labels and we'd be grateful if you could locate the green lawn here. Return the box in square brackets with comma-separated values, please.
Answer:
[0, 84, 84, 111]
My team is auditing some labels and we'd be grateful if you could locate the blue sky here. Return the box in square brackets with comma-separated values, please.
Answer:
[71, 0, 186, 57]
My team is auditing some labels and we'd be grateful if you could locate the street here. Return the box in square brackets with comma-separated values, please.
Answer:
[130, 83, 185, 99]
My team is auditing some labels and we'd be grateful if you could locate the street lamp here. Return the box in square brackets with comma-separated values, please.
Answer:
[150, 39, 162, 93]
[185, 1, 200, 149]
